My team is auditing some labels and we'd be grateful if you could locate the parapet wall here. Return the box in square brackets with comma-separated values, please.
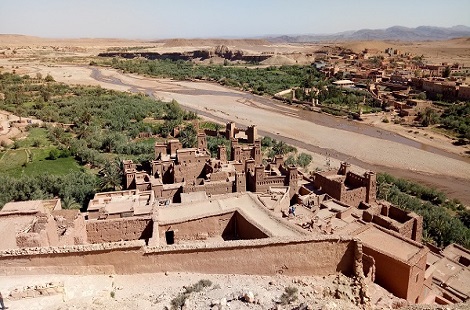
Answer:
[0, 237, 361, 278]
[86, 218, 153, 244]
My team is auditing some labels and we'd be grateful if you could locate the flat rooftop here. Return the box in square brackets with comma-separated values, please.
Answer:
[159, 193, 305, 238]
[0, 216, 36, 250]
[0, 200, 53, 214]
[88, 190, 154, 215]
[355, 225, 421, 261]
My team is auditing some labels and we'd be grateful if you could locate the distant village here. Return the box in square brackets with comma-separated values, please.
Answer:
[311, 45, 470, 121]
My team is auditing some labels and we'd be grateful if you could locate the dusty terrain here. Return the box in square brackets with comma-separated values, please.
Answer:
[2, 35, 469, 65]
[1, 272, 406, 310]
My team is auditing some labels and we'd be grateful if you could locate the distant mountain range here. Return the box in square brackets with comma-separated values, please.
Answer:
[266, 25, 470, 43]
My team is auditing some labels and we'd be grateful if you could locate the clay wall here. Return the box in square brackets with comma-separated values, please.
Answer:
[210, 171, 229, 182]
[381, 205, 422, 242]
[217, 146, 227, 162]
[153, 184, 182, 202]
[0, 237, 360, 278]
[183, 181, 233, 196]
[235, 172, 246, 192]
[86, 218, 153, 244]
[336, 206, 355, 220]
[345, 172, 365, 188]
[203, 129, 219, 137]
[158, 211, 269, 244]
[235, 212, 269, 240]
[151, 161, 174, 183]
[340, 187, 367, 207]
[136, 182, 151, 191]
[52, 210, 87, 245]
[158, 212, 235, 243]
[458, 85, 470, 100]
[363, 253, 376, 282]
[16, 213, 59, 248]
[362, 246, 411, 301]
[314, 174, 343, 200]
[154, 144, 167, 159]
[386, 205, 410, 223]
[246, 126, 257, 143]
[174, 162, 206, 182]
[168, 140, 182, 155]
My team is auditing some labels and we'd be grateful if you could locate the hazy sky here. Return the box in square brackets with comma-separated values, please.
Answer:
[1, 0, 469, 39]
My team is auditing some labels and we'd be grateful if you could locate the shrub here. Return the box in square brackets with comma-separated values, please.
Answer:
[296, 153, 312, 168]
[47, 148, 61, 160]
[280, 286, 298, 305]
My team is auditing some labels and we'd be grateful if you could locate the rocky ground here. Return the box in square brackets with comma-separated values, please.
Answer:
[1, 272, 411, 310]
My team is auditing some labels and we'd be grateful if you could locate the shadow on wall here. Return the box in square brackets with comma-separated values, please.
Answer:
[222, 212, 269, 241]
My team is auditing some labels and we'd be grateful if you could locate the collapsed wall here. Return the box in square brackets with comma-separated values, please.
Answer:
[0, 237, 362, 278]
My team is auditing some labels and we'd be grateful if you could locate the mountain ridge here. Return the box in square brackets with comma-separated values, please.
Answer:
[266, 25, 470, 43]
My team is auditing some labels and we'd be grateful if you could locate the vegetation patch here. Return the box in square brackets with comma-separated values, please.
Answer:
[377, 173, 469, 248]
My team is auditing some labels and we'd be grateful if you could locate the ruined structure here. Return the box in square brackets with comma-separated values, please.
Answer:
[0, 199, 87, 250]
[311, 162, 376, 206]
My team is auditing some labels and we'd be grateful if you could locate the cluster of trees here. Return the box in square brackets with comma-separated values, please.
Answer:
[0, 172, 97, 210]
[102, 58, 323, 96]
[377, 173, 469, 248]
[260, 136, 297, 158]
[100, 58, 384, 114]
[0, 72, 199, 209]
[284, 153, 313, 169]
[206, 135, 231, 159]
[417, 102, 470, 142]
[439, 102, 470, 140]
[316, 83, 382, 113]
[0, 72, 198, 168]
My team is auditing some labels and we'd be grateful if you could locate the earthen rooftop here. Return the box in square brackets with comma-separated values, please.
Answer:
[355, 225, 421, 261]
[159, 192, 305, 238]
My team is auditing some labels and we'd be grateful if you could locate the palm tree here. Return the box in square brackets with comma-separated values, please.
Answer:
[99, 159, 123, 191]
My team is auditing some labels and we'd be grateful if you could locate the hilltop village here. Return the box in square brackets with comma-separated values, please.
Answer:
[1, 121, 468, 308]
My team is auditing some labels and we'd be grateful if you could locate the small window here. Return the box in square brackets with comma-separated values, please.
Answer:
[165, 230, 175, 245]
[415, 273, 419, 282]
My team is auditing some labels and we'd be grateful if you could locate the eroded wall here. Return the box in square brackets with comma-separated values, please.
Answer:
[0, 237, 359, 278]
[158, 212, 235, 243]
[158, 211, 269, 244]
[86, 218, 153, 244]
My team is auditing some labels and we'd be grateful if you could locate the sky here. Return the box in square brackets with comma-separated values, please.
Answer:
[0, 0, 469, 39]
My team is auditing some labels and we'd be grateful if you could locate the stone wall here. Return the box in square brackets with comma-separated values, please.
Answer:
[158, 211, 269, 244]
[86, 218, 153, 244]
[0, 237, 361, 278]
[183, 181, 233, 196]
[340, 187, 367, 207]
[16, 213, 59, 248]
[158, 212, 236, 244]
[52, 210, 87, 246]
